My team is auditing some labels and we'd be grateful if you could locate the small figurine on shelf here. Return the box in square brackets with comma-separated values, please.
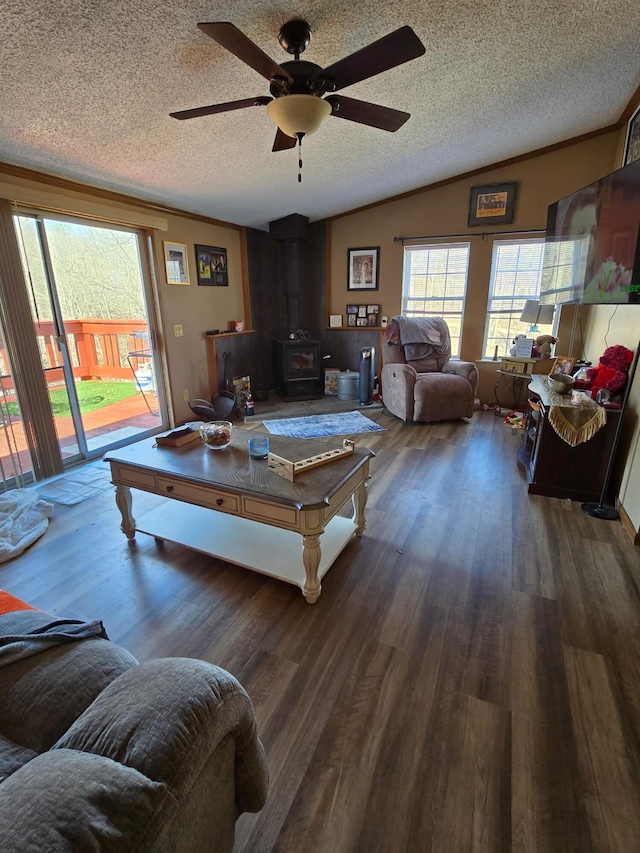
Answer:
[245, 393, 254, 417]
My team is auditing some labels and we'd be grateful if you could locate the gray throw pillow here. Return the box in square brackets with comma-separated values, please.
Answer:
[0, 748, 172, 852]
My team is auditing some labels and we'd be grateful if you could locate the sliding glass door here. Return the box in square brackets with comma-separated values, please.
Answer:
[12, 213, 165, 468]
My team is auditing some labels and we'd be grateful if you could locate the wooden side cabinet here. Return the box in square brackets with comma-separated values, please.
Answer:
[516, 376, 621, 502]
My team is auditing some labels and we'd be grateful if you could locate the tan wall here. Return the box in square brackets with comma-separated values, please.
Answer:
[329, 130, 620, 403]
[329, 124, 640, 531]
[149, 219, 244, 423]
[0, 166, 246, 424]
[578, 117, 640, 531]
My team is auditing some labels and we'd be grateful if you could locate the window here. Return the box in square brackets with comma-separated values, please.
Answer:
[540, 237, 585, 305]
[484, 239, 550, 358]
[402, 243, 470, 356]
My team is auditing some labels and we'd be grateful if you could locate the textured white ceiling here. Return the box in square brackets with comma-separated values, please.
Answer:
[1, 1, 638, 230]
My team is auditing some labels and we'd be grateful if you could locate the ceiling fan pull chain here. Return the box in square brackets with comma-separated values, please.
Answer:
[297, 132, 303, 183]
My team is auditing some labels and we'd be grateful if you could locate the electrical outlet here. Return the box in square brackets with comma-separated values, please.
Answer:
[182, 389, 189, 401]
[173, 324, 183, 337]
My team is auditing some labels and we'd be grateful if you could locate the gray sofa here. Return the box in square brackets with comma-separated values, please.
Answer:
[381, 316, 478, 422]
[0, 613, 268, 852]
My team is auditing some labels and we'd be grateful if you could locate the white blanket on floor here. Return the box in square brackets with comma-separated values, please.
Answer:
[0, 489, 53, 564]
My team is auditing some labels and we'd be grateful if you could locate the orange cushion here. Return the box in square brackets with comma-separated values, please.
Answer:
[0, 591, 37, 616]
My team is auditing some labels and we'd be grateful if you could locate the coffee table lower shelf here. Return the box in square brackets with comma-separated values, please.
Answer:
[135, 500, 356, 598]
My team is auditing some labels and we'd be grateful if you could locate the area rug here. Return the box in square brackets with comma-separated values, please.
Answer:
[264, 410, 386, 439]
[244, 395, 383, 423]
[37, 461, 113, 506]
[37, 479, 104, 506]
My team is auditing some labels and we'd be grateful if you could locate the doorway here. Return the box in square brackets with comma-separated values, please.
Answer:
[12, 213, 165, 469]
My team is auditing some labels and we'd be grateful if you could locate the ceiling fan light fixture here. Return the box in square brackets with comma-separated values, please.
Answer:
[266, 94, 331, 139]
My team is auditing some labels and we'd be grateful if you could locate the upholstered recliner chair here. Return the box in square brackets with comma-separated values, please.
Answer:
[381, 316, 478, 422]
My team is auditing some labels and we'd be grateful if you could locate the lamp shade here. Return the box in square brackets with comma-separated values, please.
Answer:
[520, 300, 555, 326]
[266, 95, 332, 139]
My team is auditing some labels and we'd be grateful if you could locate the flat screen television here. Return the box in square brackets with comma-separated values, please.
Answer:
[540, 157, 640, 304]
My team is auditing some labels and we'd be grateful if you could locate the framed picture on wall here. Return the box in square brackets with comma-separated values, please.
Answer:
[623, 102, 640, 166]
[163, 242, 190, 285]
[347, 247, 379, 290]
[468, 182, 517, 226]
[195, 244, 228, 286]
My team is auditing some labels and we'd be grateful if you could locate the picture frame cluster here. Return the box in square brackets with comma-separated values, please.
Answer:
[162, 242, 229, 287]
[346, 304, 380, 327]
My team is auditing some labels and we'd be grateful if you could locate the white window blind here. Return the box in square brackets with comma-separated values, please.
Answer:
[402, 243, 470, 357]
[484, 239, 548, 358]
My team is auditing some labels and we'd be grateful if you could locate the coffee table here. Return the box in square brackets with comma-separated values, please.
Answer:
[104, 428, 374, 603]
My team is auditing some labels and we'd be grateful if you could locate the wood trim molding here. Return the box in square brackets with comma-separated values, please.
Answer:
[619, 502, 640, 547]
[329, 122, 621, 223]
[3, 181, 169, 231]
[0, 161, 243, 231]
[619, 82, 640, 124]
[325, 223, 332, 324]
[240, 227, 252, 330]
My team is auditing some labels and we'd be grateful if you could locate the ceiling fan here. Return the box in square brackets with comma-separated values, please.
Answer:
[170, 18, 425, 159]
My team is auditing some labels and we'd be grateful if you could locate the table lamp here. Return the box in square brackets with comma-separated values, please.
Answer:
[520, 300, 555, 333]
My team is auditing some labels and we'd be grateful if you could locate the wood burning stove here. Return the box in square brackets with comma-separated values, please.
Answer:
[275, 339, 323, 400]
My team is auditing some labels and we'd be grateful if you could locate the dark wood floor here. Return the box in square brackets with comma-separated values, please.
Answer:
[4, 410, 640, 852]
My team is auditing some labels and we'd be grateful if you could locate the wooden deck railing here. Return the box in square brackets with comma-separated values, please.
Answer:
[1, 319, 151, 391]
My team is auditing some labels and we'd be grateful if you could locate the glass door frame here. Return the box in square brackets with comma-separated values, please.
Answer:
[14, 208, 168, 467]
[34, 215, 87, 462]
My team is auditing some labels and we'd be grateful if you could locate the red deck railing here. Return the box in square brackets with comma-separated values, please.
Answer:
[1, 319, 151, 391]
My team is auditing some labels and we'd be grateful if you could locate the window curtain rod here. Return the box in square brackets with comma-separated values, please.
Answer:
[393, 228, 546, 244]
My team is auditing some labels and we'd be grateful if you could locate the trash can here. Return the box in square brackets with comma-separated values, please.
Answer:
[336, 371, 359, 401]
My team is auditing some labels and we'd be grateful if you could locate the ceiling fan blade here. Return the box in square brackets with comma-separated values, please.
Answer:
[327, 95, 410, 132]
[320, 26, 425, 92]
[170, 96, 271, 121]
[197, 22, 293, 84]
[272, 128, 297, 152]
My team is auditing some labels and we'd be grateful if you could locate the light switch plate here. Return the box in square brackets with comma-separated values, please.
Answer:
[173, 324, 183, 337]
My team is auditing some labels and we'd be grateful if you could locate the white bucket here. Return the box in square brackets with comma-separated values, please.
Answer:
[336, 371, 359, 401]
[135, 364, 155, 392]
